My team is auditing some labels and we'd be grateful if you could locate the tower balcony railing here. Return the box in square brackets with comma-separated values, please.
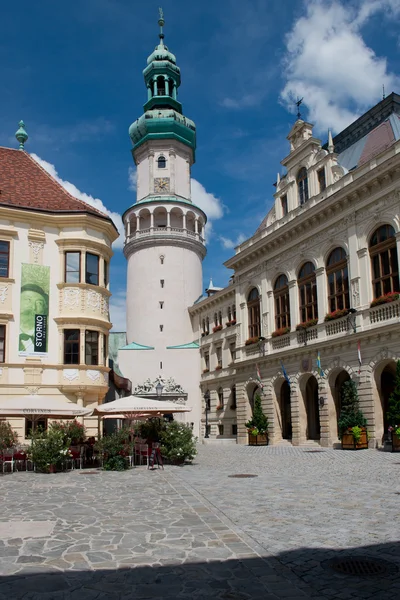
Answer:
[125, 226, 205, 244]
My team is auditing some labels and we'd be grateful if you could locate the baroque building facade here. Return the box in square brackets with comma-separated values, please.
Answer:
[0, 126, 118, 439]
[192, 93, 400, 448]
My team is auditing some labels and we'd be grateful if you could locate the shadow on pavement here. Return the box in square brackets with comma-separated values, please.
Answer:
[0, 540, 399, 600]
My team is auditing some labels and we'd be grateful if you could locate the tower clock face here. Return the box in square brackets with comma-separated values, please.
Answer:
[154, 177, 170, 193]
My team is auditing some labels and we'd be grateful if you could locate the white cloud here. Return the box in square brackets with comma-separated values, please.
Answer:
[109, 288, 127, 332]
[31, 153, 124, 249]
[281, 0, 400, 132]
[191, 178, 224, 221]
[128, 167, 137, 191]
[220, 94, 261, 110]
[219, 233, 247, 250]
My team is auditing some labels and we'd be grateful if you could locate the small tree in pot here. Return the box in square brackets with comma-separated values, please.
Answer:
[338, 380, 368, 449]
[386, 360, 400, 452]
[245, 394, 269, 446]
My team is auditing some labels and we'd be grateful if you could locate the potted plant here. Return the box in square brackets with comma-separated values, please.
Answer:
[271, 326, 290, 338]
[28, 428, 72, 473]
[296, 318, 318, 331]
[245, 395, 269, 446]
[215, 365, 222, 371]
[386, 360, 400, 452]
[338, 380, 368, 449]
[212, 324, 223, 333]
[245, 336, 260, 346]
[370, 291, 399, 307]
[0, 421, 18, 456]
[324, 308, 350, 322]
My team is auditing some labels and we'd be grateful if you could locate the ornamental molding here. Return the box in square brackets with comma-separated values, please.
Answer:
[87, 290, 102, 311]
[64, 288, 81, 308]
[351, 278, 360, 308]
[29, 241, 44, 263]
[0, 285, 8, 304]
[87, 370, 101, 382]
[63, 369, 79, 382]
[133, 375, 186, 396]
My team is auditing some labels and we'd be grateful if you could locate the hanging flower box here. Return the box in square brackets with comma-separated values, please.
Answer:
[271, 327, 290, 338]
[296, 318, 318, 331]
[245, 336, 260, 346]
[215, 365, 222, 371]
[370, 292, 400, 307]
[324, 308, 350, 322]
[212, 325, 223, 333]
[225, 319, 236, 327]
[341, 427, 368, 450]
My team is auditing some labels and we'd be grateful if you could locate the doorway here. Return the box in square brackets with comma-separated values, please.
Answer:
[280, 381, 292, 439]
[305, 376, 320, 440]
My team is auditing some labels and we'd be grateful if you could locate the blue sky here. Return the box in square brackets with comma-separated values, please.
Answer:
[1, 0, 400, 330]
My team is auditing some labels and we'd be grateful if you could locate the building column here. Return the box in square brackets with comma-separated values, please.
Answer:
[147, 85, 152, 100]
[236, 380, 249, 445]
[172, 82, 176, 99]
[182, 213, 187, 230]
[136, 215, 141, 232]
[126, 219, 131, 240]
[290, 379, 306, 446]
[165, 77, 169, 96]
[317, 376, 331, 447]
[150, 212, 154, 229]
[149, 151, 154, 193]
[357, 247, 369, 307]
[169, 150, 176, 194]
[167, 211, 171, 229]
[288, 279, 299, 330]
[76, 391, 85, 426]
[315, 267, 327, 322]
[194, 219, 199, 235]
[153, 78, 157, 96]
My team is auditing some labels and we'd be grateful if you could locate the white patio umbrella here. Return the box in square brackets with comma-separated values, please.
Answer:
[0, 395, 93, 420]
[95, 395, 191, 419]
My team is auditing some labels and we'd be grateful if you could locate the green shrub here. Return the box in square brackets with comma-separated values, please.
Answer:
[0, 421, 19, 452]
[387, 361, 400, 430]
[160, 421, 197, 464]
[103, 455, 128, 471]
[337, 380, 367, 439]
[95, 428, 132, 470]
[28, 428, 71, 473]
[50, 420, 86, 444]
[138, 419, 166, 442]
[245, 395, 269, 435]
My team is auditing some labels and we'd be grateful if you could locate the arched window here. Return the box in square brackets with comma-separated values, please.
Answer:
[218, 311, 222, 326]
[247, 288, 261, 338]
[202, 319, 206, 334]
[274, 275, 290, 330]
[214, 312, 218, 326]
[297, 167, 309, 205]
[157, 155, 166, 169]
[369, 224, 399, 298]
[227, 306, 232, 321]
[298, 262, 318, 323]
[326, 248, 349, 312]
[232, 304, 236, 321]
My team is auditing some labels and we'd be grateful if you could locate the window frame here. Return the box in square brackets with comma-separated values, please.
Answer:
[0, 324, 6, 363]
[281, 194, 288, 216]
[103, 334, 108, 366]
[297, 167, 309, 206]
[0, 241, 10, 279]
[85, 253, 99, 286]
[298, 262, 318, 323]
[326, 247, 350, 313]
[103, 260, 109, 288]
[217, 387, 224, 408]
[85, 330, 99, 366]
[369, 225, 399, 298]
[247, 288, 261, 339]
[65, 251, 81, 284]
[274, 275, 291, 330]
[157, 155, 166, 169]
[64, 329, 80, 365]
[317, 167, 326, 193]
[25, 418, 47, 438]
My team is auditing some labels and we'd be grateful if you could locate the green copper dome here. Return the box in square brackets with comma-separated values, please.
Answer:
[128, 10, 196, 157]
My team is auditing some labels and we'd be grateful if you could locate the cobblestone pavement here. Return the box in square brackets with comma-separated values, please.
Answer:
[0, 446, 399, 599]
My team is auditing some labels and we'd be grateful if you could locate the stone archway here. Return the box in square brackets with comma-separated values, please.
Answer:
[304, 375, 320, 440]
[333, 370, 350, 438]
[280, 381, 292, 440]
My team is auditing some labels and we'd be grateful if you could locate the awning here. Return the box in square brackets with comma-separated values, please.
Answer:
[0, 396, 93, 419]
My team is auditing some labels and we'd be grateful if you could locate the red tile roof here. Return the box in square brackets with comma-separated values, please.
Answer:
[0, 147, 114, 225]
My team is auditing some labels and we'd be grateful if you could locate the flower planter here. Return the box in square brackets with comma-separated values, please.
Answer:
[391, 432, 400, 452]
[49, 464, 57, 473]
[248, 433, 268, 446]
[341, 428, 368, 450]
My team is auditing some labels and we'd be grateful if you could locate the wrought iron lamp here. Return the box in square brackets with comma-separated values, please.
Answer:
[204, 390, 210, 438]
[156, 382, 164, 398]
[347, 308, 357, 333]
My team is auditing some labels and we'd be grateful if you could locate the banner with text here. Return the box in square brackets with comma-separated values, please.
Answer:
[19, 263, 50, 356]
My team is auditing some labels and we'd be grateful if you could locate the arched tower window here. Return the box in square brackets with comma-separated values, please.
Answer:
[326, 248, 349, 312]
[247, 288, 261, 339]
[274, 275, 290, 330]
[157, 155, 166, 169]
[369, 224, 399, 298]
[297, 167, 309, 206]
[156, 76, 165, 96]
[298, 262, 318, 323]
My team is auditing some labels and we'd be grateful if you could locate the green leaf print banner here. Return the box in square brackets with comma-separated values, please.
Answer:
[19, 263, 50, 355]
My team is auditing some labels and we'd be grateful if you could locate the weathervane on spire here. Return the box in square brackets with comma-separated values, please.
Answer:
[158, 7, 165, 44]
[296, 97, 303, 120]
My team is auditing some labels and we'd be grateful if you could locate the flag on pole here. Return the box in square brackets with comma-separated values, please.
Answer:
[357, 340, 362, 373]
[255, 363, 264, 390]
[280, 361, 291, 387]
[317, 351, 324, 377]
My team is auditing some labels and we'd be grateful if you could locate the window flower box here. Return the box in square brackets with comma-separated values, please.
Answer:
[324, 308, 350, 322]
[296, 318, 318, 331]
[245, 336, 260, 346]
[203, 368, 209, 374]
[212, 325, 223, 333]
[215, 365, 222, 371]
[370, 292, 399, 307]
[225, 319, 237, 327]
[271, 327, 290, 338]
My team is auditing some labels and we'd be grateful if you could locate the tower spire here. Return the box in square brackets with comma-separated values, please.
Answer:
[15, 120, 28, 150]
[158, 7, 165, 45]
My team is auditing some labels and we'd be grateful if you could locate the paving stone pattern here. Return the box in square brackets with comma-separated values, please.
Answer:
[0, 445, 399, 599]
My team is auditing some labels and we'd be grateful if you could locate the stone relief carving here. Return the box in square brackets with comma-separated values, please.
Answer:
[29, 241, 44, 263]
[262, 313, 268, 336]
[63, 369, 79, 382]
[64, 288, 80, 307]
[0, 285, 8, 304]
[101, 295, 109, 315]
[87, 290, 102, 311]
[133, 375, 186, 396]
[87, 370, 101, 382]
[103, 372, 109, 385]
[351, 279, 360, 307]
